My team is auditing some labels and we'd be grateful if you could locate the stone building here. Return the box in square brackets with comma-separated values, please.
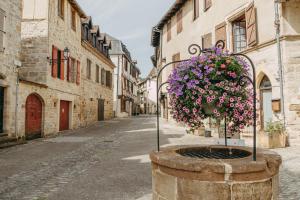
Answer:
[16, 0, 114, 139]
[151, 0, 300, 144]
[138, 67, 157, 115]
[107, 35, 141, 117]
[0, 0, 22, 138]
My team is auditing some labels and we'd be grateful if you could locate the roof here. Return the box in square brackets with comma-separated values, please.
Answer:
[106, 34, 124, 55]
[69, 0, 87, 18]
[151, 0, 188, 47]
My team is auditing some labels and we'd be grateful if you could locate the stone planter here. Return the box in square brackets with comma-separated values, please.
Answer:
[195, 126, 205, 136]
[258, 131, 286, 149]
[150, 145, 281, 200]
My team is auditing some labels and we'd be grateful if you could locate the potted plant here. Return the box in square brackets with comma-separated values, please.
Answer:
[259, 121, 286, 148]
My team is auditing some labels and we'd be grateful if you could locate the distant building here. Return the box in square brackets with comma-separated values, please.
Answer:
[107, 35, 141, 117]
[138, 67, 157, 115]
[151, 0, 300, 144]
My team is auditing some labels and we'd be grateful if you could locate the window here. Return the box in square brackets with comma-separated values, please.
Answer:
[177, 10, 183, 34]
[87, 59, 91, 79]
[106, 71, 112, 88]
[232, 16, 247, 53]
[167, 21, 171, 42]
[96, 65, 100, 83]
[93, 35, 97, 47]
[0, 9, 5, 51]
[202, 33, 212, 49]
[84, 26, 89, 40]
[124, 60, 128, 71]
[172, 53, 181, 68]
[58, 0, 64, 19]
[57, 49, 62, 79]
[101, 68, 106, 85]
[193, 0, 199, 20]
[71, 8, 76, 31]
[204, 0, 212, 11]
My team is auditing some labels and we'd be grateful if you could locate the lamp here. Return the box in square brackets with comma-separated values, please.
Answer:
[47, 47, 70, 64]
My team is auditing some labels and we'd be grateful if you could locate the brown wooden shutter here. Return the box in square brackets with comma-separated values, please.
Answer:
[76, 60, 80, 85]
[194, 0, 199, 19]
[202, 33, 212, 49]
[177, 10, 183, 34]
[52, 46, 58, 77]
[215, 22, 227, 49]
[60, 51, 65, 80]
[172, 53, 181, 68]
[204, 0, 212, 11]
[245, 3, 257, 47]
[167, 21, 171, 42]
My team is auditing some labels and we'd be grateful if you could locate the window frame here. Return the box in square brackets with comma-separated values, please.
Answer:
[193, 0, 199, 20]
[232, 15, 247, 53]
[204, 0, 212, 12]
[0, 8, 6, 52]
[86, 59, 92, 80]
[58, 0, 65, 19]
[71, 7, 76, 31]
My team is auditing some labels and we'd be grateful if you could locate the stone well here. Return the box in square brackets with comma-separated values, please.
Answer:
[150, 145, 281, 200]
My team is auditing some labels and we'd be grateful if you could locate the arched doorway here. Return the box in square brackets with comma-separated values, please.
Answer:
[259, 75, 272, 130]
[25, 94, 43, 139]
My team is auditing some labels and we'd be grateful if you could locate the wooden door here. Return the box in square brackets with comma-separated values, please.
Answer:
[59, 100, 70, 131]
[25, 94, 42, 139]
[98, 99, 105, 121]
[0, 87, 4, 133]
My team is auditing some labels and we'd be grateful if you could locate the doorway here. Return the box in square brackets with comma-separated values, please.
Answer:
[98, 99, 105, 121]
[59, 100, 70, 131]
[259, 76, 273, 130]
[25, 94, 43, 139]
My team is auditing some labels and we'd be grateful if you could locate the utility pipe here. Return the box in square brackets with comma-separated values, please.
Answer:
[274, 0, 286, 128]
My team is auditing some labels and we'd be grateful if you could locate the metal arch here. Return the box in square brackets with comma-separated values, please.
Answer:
[232, 53, 257, 161]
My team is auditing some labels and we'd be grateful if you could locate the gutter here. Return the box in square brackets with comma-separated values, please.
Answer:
[274, 0, 286, 128]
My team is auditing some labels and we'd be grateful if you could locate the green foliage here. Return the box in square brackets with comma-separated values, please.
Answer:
[265, 121, 284, 135]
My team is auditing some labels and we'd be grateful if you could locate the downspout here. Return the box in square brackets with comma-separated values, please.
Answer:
[15, 66, 20, 140]
[274, 0, 286, 128]
[116, 55, 120, 117]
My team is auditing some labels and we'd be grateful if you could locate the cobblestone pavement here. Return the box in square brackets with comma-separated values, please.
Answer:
[0, 116, 299, 200]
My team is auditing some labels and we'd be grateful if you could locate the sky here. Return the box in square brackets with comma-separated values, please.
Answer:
[77, 0, 174, 78]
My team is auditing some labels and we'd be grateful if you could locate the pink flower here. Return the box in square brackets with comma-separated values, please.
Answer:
[220, 64, 226, 69]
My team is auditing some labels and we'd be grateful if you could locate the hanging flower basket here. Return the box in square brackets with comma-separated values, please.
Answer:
[167, 47, 254, 134]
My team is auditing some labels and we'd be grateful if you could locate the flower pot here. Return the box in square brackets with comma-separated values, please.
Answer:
[195, 126, 205, 136]
[258, 131, 286, 149]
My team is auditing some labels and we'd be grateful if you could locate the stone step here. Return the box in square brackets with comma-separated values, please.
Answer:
[0, 136, 27, 149]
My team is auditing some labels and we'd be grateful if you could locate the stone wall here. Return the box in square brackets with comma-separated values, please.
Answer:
[0, 0, 22, 136]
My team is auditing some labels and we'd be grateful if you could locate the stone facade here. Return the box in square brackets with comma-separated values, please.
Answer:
[151, 0, 300, 145]
[0, 0, 22, 136]
[108, 34, 140, 117]
[14, 0, 114, 139]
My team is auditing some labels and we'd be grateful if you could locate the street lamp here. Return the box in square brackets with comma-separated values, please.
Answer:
[47, 47, 70, 64]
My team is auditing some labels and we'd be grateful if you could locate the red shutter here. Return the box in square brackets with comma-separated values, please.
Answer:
[52, 46, 58, 78]
[67, 58, 71, 81]
[60, 51, 65, 80]
[76, 60, 80, 85]
[246, 3, 258, 47]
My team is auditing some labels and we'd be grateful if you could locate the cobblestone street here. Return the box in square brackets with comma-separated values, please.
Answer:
[0, 116, 299, 200]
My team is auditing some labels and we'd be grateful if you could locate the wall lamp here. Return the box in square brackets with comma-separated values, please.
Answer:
[47, 47, 70, 65]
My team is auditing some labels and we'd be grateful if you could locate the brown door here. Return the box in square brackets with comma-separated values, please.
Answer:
[98, 99, 105, 121]
[59, 100, 70, 131]
[25, 94, 42, 139]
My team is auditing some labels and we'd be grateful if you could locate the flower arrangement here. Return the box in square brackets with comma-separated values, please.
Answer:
[167, 47, 254, 134]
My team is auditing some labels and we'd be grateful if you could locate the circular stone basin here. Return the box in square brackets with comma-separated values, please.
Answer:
[150, 145, 281, 200]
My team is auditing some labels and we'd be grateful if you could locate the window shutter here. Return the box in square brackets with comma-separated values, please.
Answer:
[167, 21, 171, 42]
[76, 60, 80, 85]
[0, 9, 5, 51]
[52, 46, 58, 77]
[194, 0, 199, 19]
[202, 33, 212, 49]
[177, 10, 183, 34]
[205, 0, 212, 11]
[215, 22, 227, 49]
[67, 58, 71, 81]
[172, 53, 180, 68]
[245, 3, 257, 47]
[106, 71, 110, 87]
[60, 51, 65, 80]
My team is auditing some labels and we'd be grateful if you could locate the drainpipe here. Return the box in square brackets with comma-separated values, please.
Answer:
[15, 66, 20, 140]
[116, 55, 120, 117]
[274, 0, 286, 129]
